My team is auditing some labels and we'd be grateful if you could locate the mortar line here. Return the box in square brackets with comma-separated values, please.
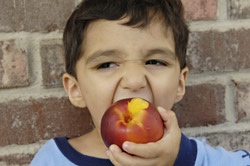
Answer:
[182, 121, 250, 136]
[0, 140, 47, 156]
[189, 19, 250, 32]
[217, 0, 228, 20]
[225, 78, 237, 123]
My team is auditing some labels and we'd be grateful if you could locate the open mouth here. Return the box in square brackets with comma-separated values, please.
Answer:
[113, 96, 153, 105]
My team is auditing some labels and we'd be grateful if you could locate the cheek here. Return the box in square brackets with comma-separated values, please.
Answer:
[90, 109, 106, 130]
[84, 92, 110, 130]
[152, 75, 179, 109]
[80, 75, 119, 129]
[82, 85, 112, 129]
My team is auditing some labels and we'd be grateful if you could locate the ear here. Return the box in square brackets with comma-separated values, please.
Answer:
[175, 67, 189, 103]
[62, 73, 86, 108]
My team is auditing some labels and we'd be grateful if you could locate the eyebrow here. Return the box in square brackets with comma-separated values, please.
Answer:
[145, 48, 176, 60]
[86, 50, 123, 64]
[86, 47, 176, 64]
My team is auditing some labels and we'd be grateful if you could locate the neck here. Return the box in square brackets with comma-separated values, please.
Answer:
[68, 128, 108, 159]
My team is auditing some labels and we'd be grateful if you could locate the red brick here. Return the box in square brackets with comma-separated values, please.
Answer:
[0, 39, 29, 88]
[187, 29, 250, 73]
[182, 0, 218, 21]
[0, 109, 8, 147]
[0, 97, 93, 147]
[194, 131, 250, 151]
[174, 84, 226, 127]
[40, 39, 65, 88]
[0, 0, 74, 32]
[229, 0, 250, 19]
[235, 81, 250, 122]
[0, 154, 33, 166]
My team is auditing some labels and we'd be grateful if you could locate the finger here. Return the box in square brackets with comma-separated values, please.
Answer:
[106, 145, 122, 166]
[109, 144, 158, 166]
[157, 106, 169, 122]
[157, 107, 179, 132]
[122, 141, 161, 158]
[107, 151, 121, 166]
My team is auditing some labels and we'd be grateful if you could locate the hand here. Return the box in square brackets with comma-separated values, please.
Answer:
[106, 107, 182, 166]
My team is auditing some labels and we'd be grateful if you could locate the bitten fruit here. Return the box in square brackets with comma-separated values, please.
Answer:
[101, 98, 164, 149]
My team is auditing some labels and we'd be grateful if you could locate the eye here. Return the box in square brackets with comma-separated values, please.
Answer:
[145, 60, 167, 66]
[97, 62, 117, 69]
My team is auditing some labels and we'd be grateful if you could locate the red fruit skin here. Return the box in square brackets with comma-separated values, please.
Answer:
[101, 98, 164, 149]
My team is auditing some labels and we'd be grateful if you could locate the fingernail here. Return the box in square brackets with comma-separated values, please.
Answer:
[110, 145, 116, 153]
[157, 106, 165, 112]
[123, 142, 129, 150]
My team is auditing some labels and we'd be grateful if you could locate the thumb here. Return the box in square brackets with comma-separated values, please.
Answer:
[157, 107, 179, 132]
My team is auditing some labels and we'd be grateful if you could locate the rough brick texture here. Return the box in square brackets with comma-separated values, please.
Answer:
[0, 0, 74, 32]
[182, 0, 218, 21]
[229, 0, 250, 19]
[195, 130, 250, 151]
[0, 39, 29, 88]
[187, 29, 250, 73]
[0, 154, 33, 166]
[235, 81, 250, 122]
[40, 39, 65, 88]
[0, 97, 93, 147]
[174, 84, 226, 127]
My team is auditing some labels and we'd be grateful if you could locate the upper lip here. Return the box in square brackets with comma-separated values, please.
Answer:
[113, 96, 152, 104]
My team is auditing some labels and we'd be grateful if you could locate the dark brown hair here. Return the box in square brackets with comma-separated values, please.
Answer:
[63, 0, 189, 78]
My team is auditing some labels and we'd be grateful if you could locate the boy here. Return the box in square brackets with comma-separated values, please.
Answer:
[31, 0, 250, 165]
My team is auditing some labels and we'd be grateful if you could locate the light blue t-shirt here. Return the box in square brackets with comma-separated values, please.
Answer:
[31, 135, 250, 166]
[31, 137, 113, 166]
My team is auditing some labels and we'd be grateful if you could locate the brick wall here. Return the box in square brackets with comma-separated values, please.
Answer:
[0, 0, 250, 165]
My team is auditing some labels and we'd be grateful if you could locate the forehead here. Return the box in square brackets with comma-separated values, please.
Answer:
[80, 17, 175, 61]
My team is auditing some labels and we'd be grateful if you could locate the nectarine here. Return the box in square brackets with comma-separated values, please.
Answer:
[101, 98, 164, 149]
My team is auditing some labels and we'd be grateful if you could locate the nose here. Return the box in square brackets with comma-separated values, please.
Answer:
[120, 63, 147, 92]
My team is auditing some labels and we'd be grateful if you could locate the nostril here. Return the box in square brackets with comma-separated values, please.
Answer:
[121, 78, 146, 91]
[120, 75, 147, 91]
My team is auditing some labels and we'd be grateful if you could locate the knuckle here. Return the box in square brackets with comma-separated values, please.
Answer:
[169, 110, 176, 117]
[144, 142, 160, 157]
[112, 153, 121, 161]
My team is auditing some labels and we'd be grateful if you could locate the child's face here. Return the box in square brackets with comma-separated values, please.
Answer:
[64, 18, 188, 130]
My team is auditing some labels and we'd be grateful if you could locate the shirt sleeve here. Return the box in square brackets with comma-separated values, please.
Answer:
[30, 139, 76, 166]
[174, 133, 250, 166]
[194, 137, 250, 166]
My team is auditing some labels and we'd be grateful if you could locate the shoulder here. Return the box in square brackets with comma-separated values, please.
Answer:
[190, 137, 250, 166]
[30, 138, 76, 166]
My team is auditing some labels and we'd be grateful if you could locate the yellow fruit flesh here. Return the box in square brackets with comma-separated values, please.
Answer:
[127, 98, 149, 127]
[128, 98, 149, 116]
